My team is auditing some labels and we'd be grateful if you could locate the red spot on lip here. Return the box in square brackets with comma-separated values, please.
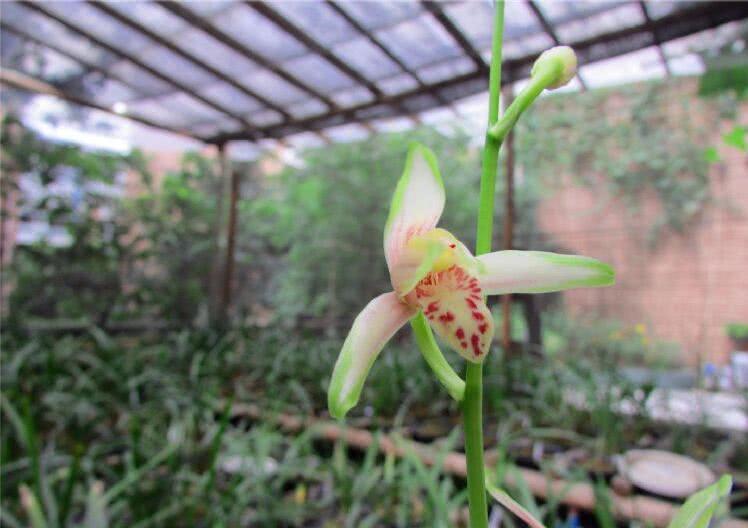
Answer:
[425, 301, 439, 315]
[478, 323, 488, 334]
[439, 311, 455, 323]
[449, 243, 456, 248]
[456, 328, 465, 339]
[461, 341, 467, 348]
[471, 334, 481, 356]
[471, 311, 485, 321]
[466, 298, 477, 309]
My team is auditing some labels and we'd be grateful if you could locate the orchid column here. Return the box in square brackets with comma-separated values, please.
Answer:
[327, 4, 614, 526]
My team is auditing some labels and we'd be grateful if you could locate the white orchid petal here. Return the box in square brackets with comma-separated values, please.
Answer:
[328, 292, 417, 419]
[383, 143, 445, 279]
[476, 250, 615, 295]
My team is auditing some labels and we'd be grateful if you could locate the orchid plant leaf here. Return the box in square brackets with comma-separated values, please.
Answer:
[667, 475, 732, 528]
[485, 481, 547, 528]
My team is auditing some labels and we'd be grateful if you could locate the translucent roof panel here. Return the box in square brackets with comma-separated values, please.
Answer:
[334, 38, 403, 80]
[271, 1, 358, 47]
[556, 3, 645, 43]
[1, 0, 745, 144]
[175, 28, 261, 79]
[376, 14, 463, 70]
[37, 1, 155, 56]
[210, 4, 308, 62]
[105, 2, 189, 36]
[334, 2, 423, 33]
[281, 54, 357, 92]
[1, 4, 119, 71]
[196, 83, 263, 115]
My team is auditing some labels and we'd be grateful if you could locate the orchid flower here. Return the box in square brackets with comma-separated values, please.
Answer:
[328, 143, 614, 419]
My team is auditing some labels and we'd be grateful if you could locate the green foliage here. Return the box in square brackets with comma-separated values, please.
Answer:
[515, 79, 717, 241]
[667, 475, 732, 528]
[0, 329, 470, 527]
[726, 322, 748, 341]
[722, 125, 747, 151]
[699, 64, 748, 99]
[2, 117, 219, 327]
[2, 117, 145, 325]
[124, 152, 218, 323]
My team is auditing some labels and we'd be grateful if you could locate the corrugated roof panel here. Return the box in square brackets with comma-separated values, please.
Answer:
[104, 1, 188, 36]
[185, 0, 237, 18]
[125, 99, 190, 128]
[238, 69, 308, 105]
[249, 108, 284, 127]
[106, 60, 172, 94]
[445, 2, 499, 51]
[377, 73, 419, 95]
[334, 38, 403, 80]
[330, 86, 375, 108]
[159, 92, 229, 124]
[556, 3, 645, 43]
[196, 82, 263, 115]
[272, 1, 357, 47]
[1, 3, 118, 70]
[281, 53, 356, 92]
[211, 4, 307, 62]
[418, 56, 475, 84]
[287, 98, 328, 119]
[375, 14, 463, 70]
[174, 28, 260, 78]
[138, 47, 216, 87]
[335, 2, 422, 32]
[39, 1, 154, 56]
[85, 77, 138, 106]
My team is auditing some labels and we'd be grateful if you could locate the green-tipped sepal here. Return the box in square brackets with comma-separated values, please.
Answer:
[328, 292, 417, 419]
[476, 250, 614, 295]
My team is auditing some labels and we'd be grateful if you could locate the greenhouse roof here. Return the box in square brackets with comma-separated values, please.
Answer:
[1, 1, 747, 146]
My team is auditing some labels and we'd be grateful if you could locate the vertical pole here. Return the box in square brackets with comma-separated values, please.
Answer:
[501, 86, 516, 353]
[210, 143, 228, 322]
[220, 158, 240, 322]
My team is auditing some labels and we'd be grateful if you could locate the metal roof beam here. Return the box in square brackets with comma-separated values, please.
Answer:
[156, 0, 339, 112]
[420, 1, 487, 73]
[87, 1, 293, 122]
[638, 1, 672, 77]
[23, 2, 259, 138]
[0, 68, 202, 141]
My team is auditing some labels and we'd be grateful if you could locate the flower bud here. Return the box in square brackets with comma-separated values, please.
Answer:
[531, 46, 577, 90]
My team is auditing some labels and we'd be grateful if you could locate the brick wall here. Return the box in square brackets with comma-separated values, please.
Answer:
[535, 81, 748, 366]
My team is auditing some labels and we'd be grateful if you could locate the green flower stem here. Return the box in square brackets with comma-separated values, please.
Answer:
[486, 66, 557, 144]
[411, 313, 465, 401]
[466, 2, 504, 527]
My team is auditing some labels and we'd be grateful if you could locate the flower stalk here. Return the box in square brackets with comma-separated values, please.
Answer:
[465, 2, 505, 526]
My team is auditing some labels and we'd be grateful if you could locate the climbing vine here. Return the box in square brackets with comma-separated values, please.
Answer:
[514, 79, 724, 242]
